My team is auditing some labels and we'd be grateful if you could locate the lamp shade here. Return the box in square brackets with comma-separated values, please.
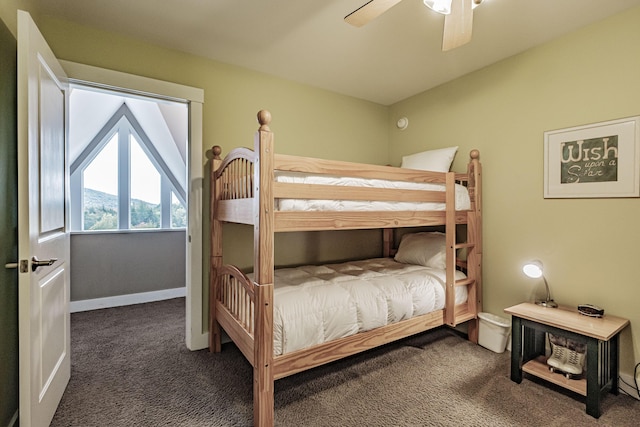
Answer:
[522, 260, 557, 308]
[522, 260, 543, 279]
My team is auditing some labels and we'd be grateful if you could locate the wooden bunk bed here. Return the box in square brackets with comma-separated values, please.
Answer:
[209, 110, 483, 427]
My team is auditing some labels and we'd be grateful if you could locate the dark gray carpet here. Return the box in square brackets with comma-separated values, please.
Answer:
[51, 298, 639, 426]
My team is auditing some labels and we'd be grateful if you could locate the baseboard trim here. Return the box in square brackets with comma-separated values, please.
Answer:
[70, 288, 186, 313]
[186, 331, 209, 351]
[619, 372, 640, 401]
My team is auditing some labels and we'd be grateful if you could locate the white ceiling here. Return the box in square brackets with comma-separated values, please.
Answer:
[33, 0, 640, 105]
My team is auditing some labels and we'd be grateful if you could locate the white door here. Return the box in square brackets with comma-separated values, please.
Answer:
[17, 10, 70, 427]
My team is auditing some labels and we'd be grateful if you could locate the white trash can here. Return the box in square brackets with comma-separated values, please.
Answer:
[478, 312, 511, 353]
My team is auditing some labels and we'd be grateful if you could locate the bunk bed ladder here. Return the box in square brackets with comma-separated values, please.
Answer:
[466, 150, 482, 342]
[459, 212, 481, 343]
[444, 172, 480, 329]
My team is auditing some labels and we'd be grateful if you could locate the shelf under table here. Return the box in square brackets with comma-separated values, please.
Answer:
[522, 356, 586, 396]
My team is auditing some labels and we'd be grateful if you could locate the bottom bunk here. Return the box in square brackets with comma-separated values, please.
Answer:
[212, 259, 476, 375]
[210, 231, 479, 373]
[209, 234, 479, 426]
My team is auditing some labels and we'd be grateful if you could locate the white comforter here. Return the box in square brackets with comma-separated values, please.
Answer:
[274, 172, 471, 211]
[266, 258, 467, 356]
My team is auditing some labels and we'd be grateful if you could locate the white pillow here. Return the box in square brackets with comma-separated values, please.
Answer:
[394, 232, 446, 269]
[401, 146, 459, 172]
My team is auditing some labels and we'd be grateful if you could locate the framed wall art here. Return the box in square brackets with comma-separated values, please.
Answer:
[543, 116, 640, 198]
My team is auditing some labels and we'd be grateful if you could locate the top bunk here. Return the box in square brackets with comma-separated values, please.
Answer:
[210, 110, 481, 233]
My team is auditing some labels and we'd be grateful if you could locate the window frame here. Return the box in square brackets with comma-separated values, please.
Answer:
[70, 102, 186, 231]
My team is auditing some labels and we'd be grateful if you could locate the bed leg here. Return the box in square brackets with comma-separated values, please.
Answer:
[208, 263, 222, 353]
[208, 262, 223, 353]
[253, 284, 274, 426]
[254, 374, 274, 427]
[209, 321, 222, 353]
[467, 317, 479, 344]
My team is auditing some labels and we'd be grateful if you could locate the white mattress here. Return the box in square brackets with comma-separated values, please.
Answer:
[262, 257, 468, 356]
[274, 172, 471, 211]
[275, 171, 471, 211]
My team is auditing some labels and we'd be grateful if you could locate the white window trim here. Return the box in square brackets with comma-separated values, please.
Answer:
[70, 102, 186, 231]
[61, 60, 207, 351]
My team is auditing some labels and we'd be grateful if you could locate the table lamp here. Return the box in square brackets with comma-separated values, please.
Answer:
[522, 260, 558, 308]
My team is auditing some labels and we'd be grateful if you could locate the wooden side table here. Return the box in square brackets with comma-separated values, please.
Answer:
[505, 303, 629, 418]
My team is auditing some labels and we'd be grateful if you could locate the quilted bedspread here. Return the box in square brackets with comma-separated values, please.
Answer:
[267, 257, 468, 356]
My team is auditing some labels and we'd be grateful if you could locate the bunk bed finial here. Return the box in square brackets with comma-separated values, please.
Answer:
[257, 110, 272, 131]
[212, 145, 222, 160]
[470, 149, 480, 160]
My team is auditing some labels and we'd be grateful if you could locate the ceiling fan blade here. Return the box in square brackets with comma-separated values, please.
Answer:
[345, 0, 403, 27]
[442, 0, 474, 51]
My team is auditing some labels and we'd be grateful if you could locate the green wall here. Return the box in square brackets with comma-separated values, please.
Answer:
[390, 7, 640, 379]
[0, 14, 18, 427]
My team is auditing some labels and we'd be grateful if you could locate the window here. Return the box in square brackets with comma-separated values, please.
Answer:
[130, 135, 161, 229]
[171, 192, 186, 228]
[70, 88, 187, 231]
[82, 134, 119, 230]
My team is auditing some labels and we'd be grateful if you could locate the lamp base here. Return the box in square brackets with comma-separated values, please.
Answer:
[536, 299, 558, 308]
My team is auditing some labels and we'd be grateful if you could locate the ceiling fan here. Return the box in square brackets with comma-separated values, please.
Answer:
[345, 0, 483, 51]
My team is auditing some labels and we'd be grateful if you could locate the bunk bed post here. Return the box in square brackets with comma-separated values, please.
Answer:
[209, 146, 223, 353]
[465, 211, 480, 342]
[444, 171, 457, 326]
[382, 228, 394, 258]
[253, 110, 275, 427]
[466, 149, 482, 343]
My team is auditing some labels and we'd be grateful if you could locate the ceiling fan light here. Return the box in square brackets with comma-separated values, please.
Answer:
[423, 0, 481, 15]
[423, 0, 452, 14]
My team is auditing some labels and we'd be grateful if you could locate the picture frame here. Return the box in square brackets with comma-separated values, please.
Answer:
[543, 116, 640, 198]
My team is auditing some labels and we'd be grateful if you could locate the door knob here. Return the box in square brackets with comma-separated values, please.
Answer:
[31, 256, 57, 272]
